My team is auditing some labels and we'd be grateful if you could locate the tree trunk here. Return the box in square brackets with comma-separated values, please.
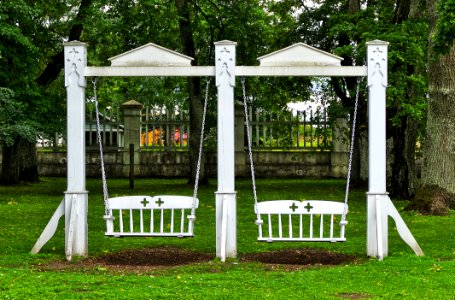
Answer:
[175, 0, 207, 185]
[36, 0, 93, 87]
[386, 116, 418, 198]
[385, 0, 419, 199]
[348, 0, 360, 14]
[422, 0, 455, 193]
[1, 138, 39, 184]
[331, 0, 367, 187]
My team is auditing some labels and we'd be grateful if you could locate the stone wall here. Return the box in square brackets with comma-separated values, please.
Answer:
[33, 149, 348, 179]
[1, 102, 351, 179]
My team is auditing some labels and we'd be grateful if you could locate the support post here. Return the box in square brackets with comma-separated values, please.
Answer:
[366, 40, 423, 258]
[215, 41, 237, 260]
[64, 41, 88, 259]
[366, 40, 389, 258]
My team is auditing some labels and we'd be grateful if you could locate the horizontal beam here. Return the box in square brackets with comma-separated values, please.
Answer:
[85, 66, 215, 77]
[236, 66, 367, 77]
[85, 65, 367, 77]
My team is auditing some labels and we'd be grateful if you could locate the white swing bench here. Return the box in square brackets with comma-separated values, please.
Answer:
[255, 200, 347, 242]
[94, 79, 211, 239]
[104, 195, 199, 237]
[241, 77, 358, 244]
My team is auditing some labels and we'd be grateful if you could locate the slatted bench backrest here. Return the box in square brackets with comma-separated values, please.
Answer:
[255, 200, 347, 242]
[105, 195, 198, 237]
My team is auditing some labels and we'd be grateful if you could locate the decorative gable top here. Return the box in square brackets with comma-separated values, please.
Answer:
[109, 43, 193, 67]
[258, 43, 343, 67]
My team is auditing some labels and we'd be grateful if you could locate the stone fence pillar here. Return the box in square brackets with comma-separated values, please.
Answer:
[122, 100, 143, 176]
[331, 117, 349, 177]
[235, 101, 246, 177]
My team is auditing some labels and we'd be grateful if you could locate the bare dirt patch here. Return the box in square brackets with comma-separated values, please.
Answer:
[240, 248, 355, 265]
[39, 247, 357, 273]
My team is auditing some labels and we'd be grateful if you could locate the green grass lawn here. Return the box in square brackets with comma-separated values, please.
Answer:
[1, 177, 454, 299]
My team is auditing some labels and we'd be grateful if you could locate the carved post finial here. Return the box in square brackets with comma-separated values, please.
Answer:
[367, 40, 389, 88]
[215, 40, 237, 87]
[64, 41, 87, 88]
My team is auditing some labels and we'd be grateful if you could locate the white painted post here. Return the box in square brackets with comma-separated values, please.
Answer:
[366, 40, 389, 258]
[214, 41, 237, 260]
[64, 41, 88, 260]
[365, 40, 388, 257]
[366, 40, 424, 258]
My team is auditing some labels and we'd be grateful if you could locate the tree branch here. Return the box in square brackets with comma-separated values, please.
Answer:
[36, 0, 93, 88]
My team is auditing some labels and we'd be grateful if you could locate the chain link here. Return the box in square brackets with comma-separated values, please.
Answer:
[241, 78, 259, 214]
[93, 78, 111, 217]
[191, 78, 211, 214]
[242, 77, 362, 221]
[342, 77, 363, 221]
[94, 77, 209, 218]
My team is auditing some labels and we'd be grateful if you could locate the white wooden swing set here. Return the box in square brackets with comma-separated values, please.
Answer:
[32, 40, 424, 262]
[241, 77, 360, 243]
[93, 78, 211, 238]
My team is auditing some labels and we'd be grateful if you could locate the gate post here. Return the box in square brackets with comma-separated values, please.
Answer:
[331, 117, 350, 178]
[214, 40, 237, 261]
[122, 100, 144, 177]
[235, 101, 246, 176]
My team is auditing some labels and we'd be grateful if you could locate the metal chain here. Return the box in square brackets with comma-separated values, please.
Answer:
[93, 78, 111, 217]
[241, 78, 259, 213]
[192, 78, 211, 214]
[242, 76, 362, 221]
[342, 77, 363, 221]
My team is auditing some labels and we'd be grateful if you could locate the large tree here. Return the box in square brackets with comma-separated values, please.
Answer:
[420, 0, 455, 193]
[0, 0, 93, 184]
[279, 0, 428, 198]
[174, 0, 206, 184]
[1, 0, 276, 184]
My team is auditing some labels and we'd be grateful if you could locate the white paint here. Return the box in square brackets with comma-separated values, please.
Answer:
[255, 200, 348, 242]
[236, 66, 366, 77]
[85, 65, 366, 77]
[31, 198, 65, 254]
[214, 41, 237, 260]
[367, 41, 388, 193]
[258, 43, 343, 66]
[104, 195, 199, 237]
[386, 196, 424, 256]
[109, 42, 193, 67]
[220, 195, 228, 262]
[64, 42, 88, 259]
[365, 41, 423, 258]
[32, 39, 423, 262]
[85, 66, 214, 77]
[375, 194, 384, 260]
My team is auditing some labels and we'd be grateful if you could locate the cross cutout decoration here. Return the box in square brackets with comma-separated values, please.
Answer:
[304, 202, 314, 212]
[140, 198, 149, 207]
[69, 48, 79, 59]
[155, 198, 164, 207]
[372, 46, 384, 60]
[218, 47, 233, 63]
[289, 202, 299, 212]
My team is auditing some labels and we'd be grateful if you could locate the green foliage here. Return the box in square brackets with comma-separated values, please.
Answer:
[0, 0, 82, 141]
[433, 0, 455, 54]
[0, 88, 38, 147]
[278, 0, 430, 141]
